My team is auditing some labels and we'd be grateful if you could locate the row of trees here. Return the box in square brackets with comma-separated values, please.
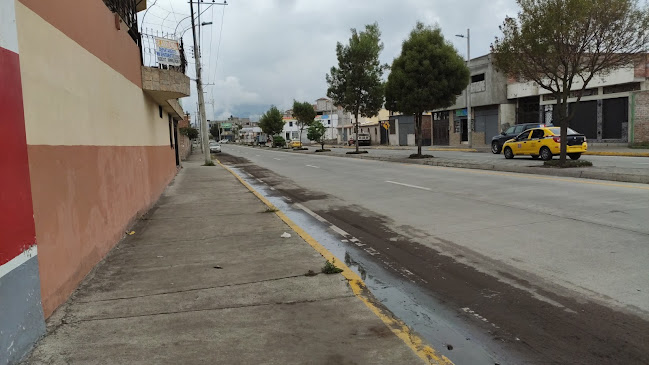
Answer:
[258, 100, 327, 149]
[324, 0, 648, 162]
[326, 22, 469, 157]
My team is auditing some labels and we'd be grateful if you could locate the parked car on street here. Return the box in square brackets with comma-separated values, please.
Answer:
[348, 133, 371, 146]
[502, 127, 587, 160]
[218, 139, 229, 144]
[209, 141, 221, 153]
[289, 139, 302, 148]
[492, 123, 547, 154]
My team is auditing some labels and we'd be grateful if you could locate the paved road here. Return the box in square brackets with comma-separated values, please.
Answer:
[319, 145, 649, 170]
[219, 144, 649, 365]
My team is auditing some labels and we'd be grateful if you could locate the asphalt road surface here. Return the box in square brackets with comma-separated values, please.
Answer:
[218, 144, 649, 365]
[320, 145, 649, 170]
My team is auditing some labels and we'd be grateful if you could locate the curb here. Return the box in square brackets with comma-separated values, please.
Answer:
[215, 159, 453, 365]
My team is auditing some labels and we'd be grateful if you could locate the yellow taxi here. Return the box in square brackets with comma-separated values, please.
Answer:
[289, 139, 302, 148]
[502, 127, 587, 160]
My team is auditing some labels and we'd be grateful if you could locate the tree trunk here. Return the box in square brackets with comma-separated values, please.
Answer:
[299, 125, 303, 148]
[355, 108, 360, 153]
[558, 99, 568, 165]
[416, 113, 422, 156]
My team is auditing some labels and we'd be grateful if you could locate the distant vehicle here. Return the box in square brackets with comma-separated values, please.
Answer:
[502, 127, 587, 160]
[492, 123, 547, 154]
[209, 141, 221, 153]
[289, 139, 302, 148]
[218, 139, 229, 144]
[348, 133, 371, 146]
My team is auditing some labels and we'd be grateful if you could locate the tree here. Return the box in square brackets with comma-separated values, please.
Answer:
[491, 0, 649, 164]
[180, 127, 199, 140]
[258, 106, 285, 142]
[385, 23, 470, 157]
[307, 121, 327, 151]
[209, 124, 220, 141]
[293, 100, 316, 147]
[326, 23, 387, 153]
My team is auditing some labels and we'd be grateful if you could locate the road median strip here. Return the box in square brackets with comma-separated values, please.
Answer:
[216, 158, 454, 365]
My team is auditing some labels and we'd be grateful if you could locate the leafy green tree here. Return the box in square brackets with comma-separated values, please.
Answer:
[272, 136, 286, 148]
[307, 122, 327, 151]
[259, 106, 285, 141]
[180, 127, 199, 140]
[326, 23, 387, 153]
[492, 0, 649, 164]
[385, 23, 469, 157]
[292, 100, 316, 146]
[209, 124, 220, 141]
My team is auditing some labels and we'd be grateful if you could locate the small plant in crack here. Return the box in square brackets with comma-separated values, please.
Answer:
[262, 207, 279, 213]
[321, 259, 343, 274]
[304, 270, 318, 277]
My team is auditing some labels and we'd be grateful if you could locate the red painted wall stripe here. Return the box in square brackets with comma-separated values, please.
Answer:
[0, 45, 37, 266]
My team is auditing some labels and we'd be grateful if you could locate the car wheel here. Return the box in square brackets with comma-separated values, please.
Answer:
[504, 147, 514, 159]
[531, 155, 539, 159]
[569, 153, 581, 160]
[491, 141, 502, 154]
[540, 147, 553, 161]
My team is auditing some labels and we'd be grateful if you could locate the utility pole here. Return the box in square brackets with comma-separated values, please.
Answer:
[456, 29, 472, 148]
[190, 0, 210, 164]
[466, 28, 472, 149]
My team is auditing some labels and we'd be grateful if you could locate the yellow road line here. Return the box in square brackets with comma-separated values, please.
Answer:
[410, 164, 649, 190]
[216, 159, 453, 365]
[428, 148, 478, 152]
[584, 151, 649, 157]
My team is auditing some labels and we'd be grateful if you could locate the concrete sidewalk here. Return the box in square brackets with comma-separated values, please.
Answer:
[21, 154, 433, 365]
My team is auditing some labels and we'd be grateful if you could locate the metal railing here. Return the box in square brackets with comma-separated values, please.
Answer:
[103, 0, 139, 42]
[140, 31, 188, 74]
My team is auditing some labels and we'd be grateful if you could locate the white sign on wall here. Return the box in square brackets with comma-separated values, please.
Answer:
[154, 37, 181, 66]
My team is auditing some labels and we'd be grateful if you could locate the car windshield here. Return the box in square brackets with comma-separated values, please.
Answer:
[504, 127, 515, 134]
[548, 127, 578, 135]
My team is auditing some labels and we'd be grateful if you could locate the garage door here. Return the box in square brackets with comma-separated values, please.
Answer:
[474, 107, 499, 144]
[569, 101, 597, 139]
[603, 97, 627, 140]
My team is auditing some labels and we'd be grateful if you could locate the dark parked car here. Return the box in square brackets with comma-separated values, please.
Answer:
[491, 123, 547, 154]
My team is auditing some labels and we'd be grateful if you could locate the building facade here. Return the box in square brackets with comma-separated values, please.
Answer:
[1, 0, 189, 363]
[389, 54, 649, 147]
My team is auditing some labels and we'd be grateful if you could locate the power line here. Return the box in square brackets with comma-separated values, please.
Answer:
[210, 5, 227, 86]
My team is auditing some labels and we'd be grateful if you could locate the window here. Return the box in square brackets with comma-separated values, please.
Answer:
[513, 125, 526, 134]
[516, 131, 531, 141]
[603, 82, 641, 94]
[531, 129, 545, 139]
[289, 122, 293, 127]
[471, 73, 485, 83]
[548, 127, 578, 135]
[505, 126, 516, 134]
[328, 120, 331, 125]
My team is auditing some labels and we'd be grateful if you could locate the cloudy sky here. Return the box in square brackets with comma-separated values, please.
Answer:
[139, 0, 520, 121]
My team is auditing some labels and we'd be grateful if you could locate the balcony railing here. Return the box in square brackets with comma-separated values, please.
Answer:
[141, 31, 187, 74]
[103, 0, 139, 42]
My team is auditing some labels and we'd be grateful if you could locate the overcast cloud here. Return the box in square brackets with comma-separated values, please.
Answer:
[140, 0, 520, 121]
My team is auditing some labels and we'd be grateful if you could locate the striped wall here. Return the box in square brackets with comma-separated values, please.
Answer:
[2, 0, 179, 362]
[0, 1, 46, 364]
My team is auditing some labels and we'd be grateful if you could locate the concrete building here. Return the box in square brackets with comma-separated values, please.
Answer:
[282, 99, 341, 143]
[1, 0, 189, 363]
[390, 53, 649, 147]
[508, 54, 649, 144]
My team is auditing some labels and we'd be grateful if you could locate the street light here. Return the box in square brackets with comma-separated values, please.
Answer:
[456, 29, 472, 148]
